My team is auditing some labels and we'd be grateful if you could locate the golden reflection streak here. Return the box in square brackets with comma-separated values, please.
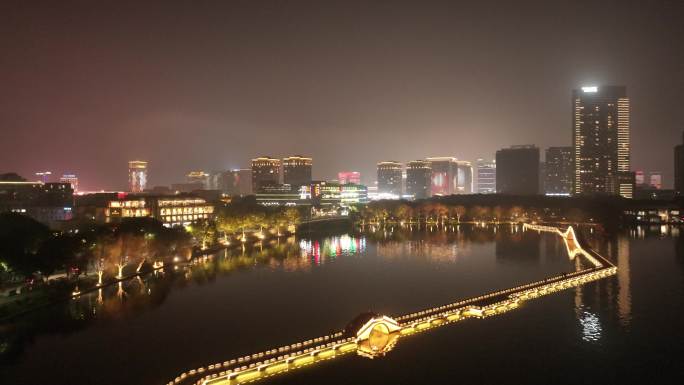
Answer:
[168, 224, 616, 385]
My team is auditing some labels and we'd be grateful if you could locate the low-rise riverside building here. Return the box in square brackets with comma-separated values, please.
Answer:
[76, 192, 214, 227]
[312, 181, 368, 206]
[256, 184, 311, 207]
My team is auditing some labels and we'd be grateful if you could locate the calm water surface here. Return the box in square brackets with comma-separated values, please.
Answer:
[1, 224, 683, 384]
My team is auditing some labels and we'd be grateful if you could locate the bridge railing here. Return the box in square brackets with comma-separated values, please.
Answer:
[168, 222, 617, 385]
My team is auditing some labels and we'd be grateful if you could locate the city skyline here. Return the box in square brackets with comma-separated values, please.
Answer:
[2, 3, 684, 384]
[1, 1, 682, 190]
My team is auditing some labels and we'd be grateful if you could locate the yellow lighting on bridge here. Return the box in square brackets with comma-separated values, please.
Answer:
[168, 224, 617, 385]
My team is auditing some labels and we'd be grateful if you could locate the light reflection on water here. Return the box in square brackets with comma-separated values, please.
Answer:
[578, 310, 603, 342]
[298, 235, 367, 264]
[2, 224, 683, 385]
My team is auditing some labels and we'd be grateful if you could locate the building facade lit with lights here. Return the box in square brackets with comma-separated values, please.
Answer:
[376, 161, 402, 196]
[256, 184, 311, 207]
[544, 147, 573, 196]
[476, 159, 496, 194]
[495, 145, 540, 195]
[128, 161, 148, 193]
[572, 86, 633, 198]
[102, 194, 214, 227]
[310, 181, 368, 206]
[283, 156, 312, 187]
[251, 157, 281, 192]
[59, 174, 79, 192]
[151, 196, 214, 227]
[255, 181, 368, 207]
[456, 161, 474, 194]
[426, 157, 458, 196]
[338, 171, 361, 185]
[406, 160, 432, 199]
[186, 171, 210, 189]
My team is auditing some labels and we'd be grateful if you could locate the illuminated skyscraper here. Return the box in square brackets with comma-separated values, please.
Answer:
[426, 157, 458, 196]
[128, 161, 148, 193]
[59, 174, 79, 192]
[675, 133, 684, 194]
[251, 156, 281, 191]
[476, 159, 496, 194]
[406, 160, 432, 199]
[338, 171, 361, 185]
[283, 156, 312, 187]
[544, 147, 573, 195]
[455, 161, 473, 194]
[572, 86, 632, 198]
[495, 145, 539, 195]
[377, 161, 402, 196]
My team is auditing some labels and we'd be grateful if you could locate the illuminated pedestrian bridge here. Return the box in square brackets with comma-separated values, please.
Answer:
[167, 225, 616, 385]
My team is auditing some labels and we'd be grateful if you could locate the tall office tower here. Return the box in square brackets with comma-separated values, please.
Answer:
[476, 159, 496, 194]
[59, 174, 79, 192]
[455, 161, 473, 194]
[128, 161, 148, 193]
[495, 145, 540, 195]
[426, 157, 458, 196]
[406, 160, 432, 199]
[544, 147, 573, 195]
[377, 161, 403, 196]
[283, 156, 312, 187]
[572, 85, 632, 198]
[251, 156, 282, 191]
[338, 171, 361, 185]
[187, 171, 210, 189]
[676, 133, 684, 194]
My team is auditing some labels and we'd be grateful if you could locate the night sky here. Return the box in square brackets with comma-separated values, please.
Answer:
[1, 0, 682, 190]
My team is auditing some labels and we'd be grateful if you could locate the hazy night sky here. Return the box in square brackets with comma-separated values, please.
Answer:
[1, 0, 682, 190]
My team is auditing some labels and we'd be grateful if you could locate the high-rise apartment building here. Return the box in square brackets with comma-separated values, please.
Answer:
[283, 156, 312, 187]
[251, 157, 281, 191]
[544, 147, 573, 195]
[338, 171, 361, 185]
[572, 86, 632, 198]
[476, 159, 496, 194]
[406, 160, 432, 200]
[128, 161, 148, 193]
[59, 174, 79, 192]
[377, 161, 403, 196]
[495, 145, 539, 195]
[456, 161, 473, 194]
[426, 157, 458, 196]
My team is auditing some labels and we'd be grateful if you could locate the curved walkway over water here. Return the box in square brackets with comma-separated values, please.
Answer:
[167, 224, 616, 385]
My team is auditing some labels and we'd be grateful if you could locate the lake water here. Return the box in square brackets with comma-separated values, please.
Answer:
[1, 224, 683, 385]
